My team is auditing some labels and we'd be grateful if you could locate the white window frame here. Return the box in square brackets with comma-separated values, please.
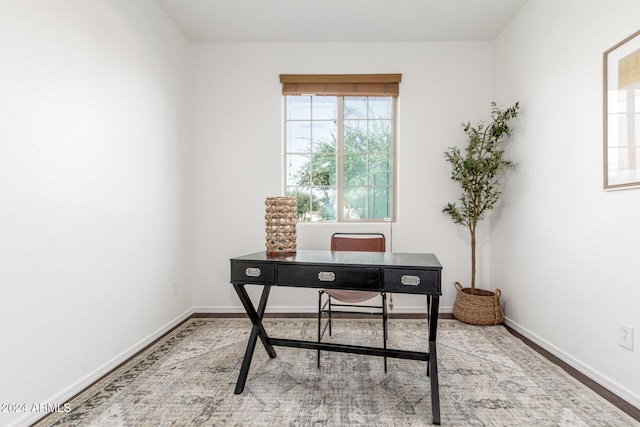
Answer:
[283, 94, 397, 222]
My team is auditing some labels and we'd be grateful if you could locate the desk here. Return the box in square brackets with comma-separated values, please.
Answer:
[230, 250, 443, 425]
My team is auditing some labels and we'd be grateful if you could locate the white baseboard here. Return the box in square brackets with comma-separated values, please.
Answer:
[503, 316, 640, 410]
[10, 308, 194, 427]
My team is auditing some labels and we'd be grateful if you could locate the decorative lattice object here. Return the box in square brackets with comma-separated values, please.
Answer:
[265, 197, 297, 255]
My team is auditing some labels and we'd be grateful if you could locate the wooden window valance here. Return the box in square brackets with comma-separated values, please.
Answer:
[279, 74, 401, 97]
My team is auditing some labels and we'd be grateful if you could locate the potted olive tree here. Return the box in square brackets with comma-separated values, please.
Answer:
[443, 102, 520, 325]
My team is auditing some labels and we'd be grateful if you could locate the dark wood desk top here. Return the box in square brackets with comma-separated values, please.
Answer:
[231, 250, 442, 269]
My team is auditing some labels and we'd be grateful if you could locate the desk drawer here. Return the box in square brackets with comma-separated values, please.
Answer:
[231, 261, 275, 284]
[383, 268, 440, 294]
[278, 264, 382, 290]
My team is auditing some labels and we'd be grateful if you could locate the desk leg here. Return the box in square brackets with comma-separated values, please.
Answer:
[428, 295, 441, 425]
[233, 284, 277, 394]
[426, 295, 431, 377]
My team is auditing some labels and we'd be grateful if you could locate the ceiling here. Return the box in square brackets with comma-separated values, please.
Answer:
[155, 0, 528, 43]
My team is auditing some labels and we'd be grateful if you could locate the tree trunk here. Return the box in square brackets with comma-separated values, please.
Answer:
[470, 226, 476, 295]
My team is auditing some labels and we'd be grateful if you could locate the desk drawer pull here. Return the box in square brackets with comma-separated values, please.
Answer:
[318, 271, 336, 282]
[245, 267, 261, 277]
[401, 275, 420, 286]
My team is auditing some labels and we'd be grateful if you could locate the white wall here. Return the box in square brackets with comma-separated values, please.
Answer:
[190, 42, 495, 314]
[493, 0, 640, 407]
[0, 1, 190, 425]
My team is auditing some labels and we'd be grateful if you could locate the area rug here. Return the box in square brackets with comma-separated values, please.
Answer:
[34, 318, 638, 426]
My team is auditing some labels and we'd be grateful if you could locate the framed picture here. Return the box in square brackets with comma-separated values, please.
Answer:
[604, 29, 640, 189]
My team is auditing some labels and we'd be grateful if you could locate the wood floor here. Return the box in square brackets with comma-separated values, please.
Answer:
[504, 326, 640, 422]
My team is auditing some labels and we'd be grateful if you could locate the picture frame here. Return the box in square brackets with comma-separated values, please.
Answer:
[603, 29, 640, 189]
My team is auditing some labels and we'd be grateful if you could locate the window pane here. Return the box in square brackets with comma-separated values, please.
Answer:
[312, 187, 337, 221]
[343, 154, 367, 185]
[286, 96, 311, 120]
[287, 187, 311, 220]
[312, 96, 337, 120]
[369, 153, 391, 186]
[369, 187, 391, 219]
[287, 121, 311, 153]
[344, 120, 367, 152]
[368, 120, 391, 152]
[312, 121, 336, 152]
[286, 154, 310, 186]
[369, 97, 391, 119]
[311, 153, 336, 186]
[344, 97, 367, 119]
[343, 187, 367, 220]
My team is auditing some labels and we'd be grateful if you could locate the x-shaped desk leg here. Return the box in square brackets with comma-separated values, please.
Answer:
[233, 283, 277, 394]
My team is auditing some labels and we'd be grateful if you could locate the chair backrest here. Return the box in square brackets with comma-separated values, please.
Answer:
[330, 233, 385, 253]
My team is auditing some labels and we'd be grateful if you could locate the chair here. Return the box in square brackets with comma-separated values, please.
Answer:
[318, 232, 388, 372]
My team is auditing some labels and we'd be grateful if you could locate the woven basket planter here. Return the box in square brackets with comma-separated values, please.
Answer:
[452, 282, 503, 326]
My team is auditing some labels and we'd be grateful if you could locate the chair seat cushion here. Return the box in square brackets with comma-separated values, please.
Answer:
[324, 289, 379, 303]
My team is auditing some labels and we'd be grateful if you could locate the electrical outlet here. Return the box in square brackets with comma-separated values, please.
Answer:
[619, 324, 633, 351]
[173, 281, 179, 296]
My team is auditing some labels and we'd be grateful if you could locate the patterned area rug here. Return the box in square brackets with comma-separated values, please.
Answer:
[34, 318, 638, 426]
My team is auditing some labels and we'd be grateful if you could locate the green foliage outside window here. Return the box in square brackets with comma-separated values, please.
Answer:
[286, 95, 393, 222]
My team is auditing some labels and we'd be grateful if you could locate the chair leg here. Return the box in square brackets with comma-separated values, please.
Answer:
[382, 292, 388, 373]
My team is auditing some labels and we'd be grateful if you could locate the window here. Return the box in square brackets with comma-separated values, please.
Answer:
[280, 74, 401, 222]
